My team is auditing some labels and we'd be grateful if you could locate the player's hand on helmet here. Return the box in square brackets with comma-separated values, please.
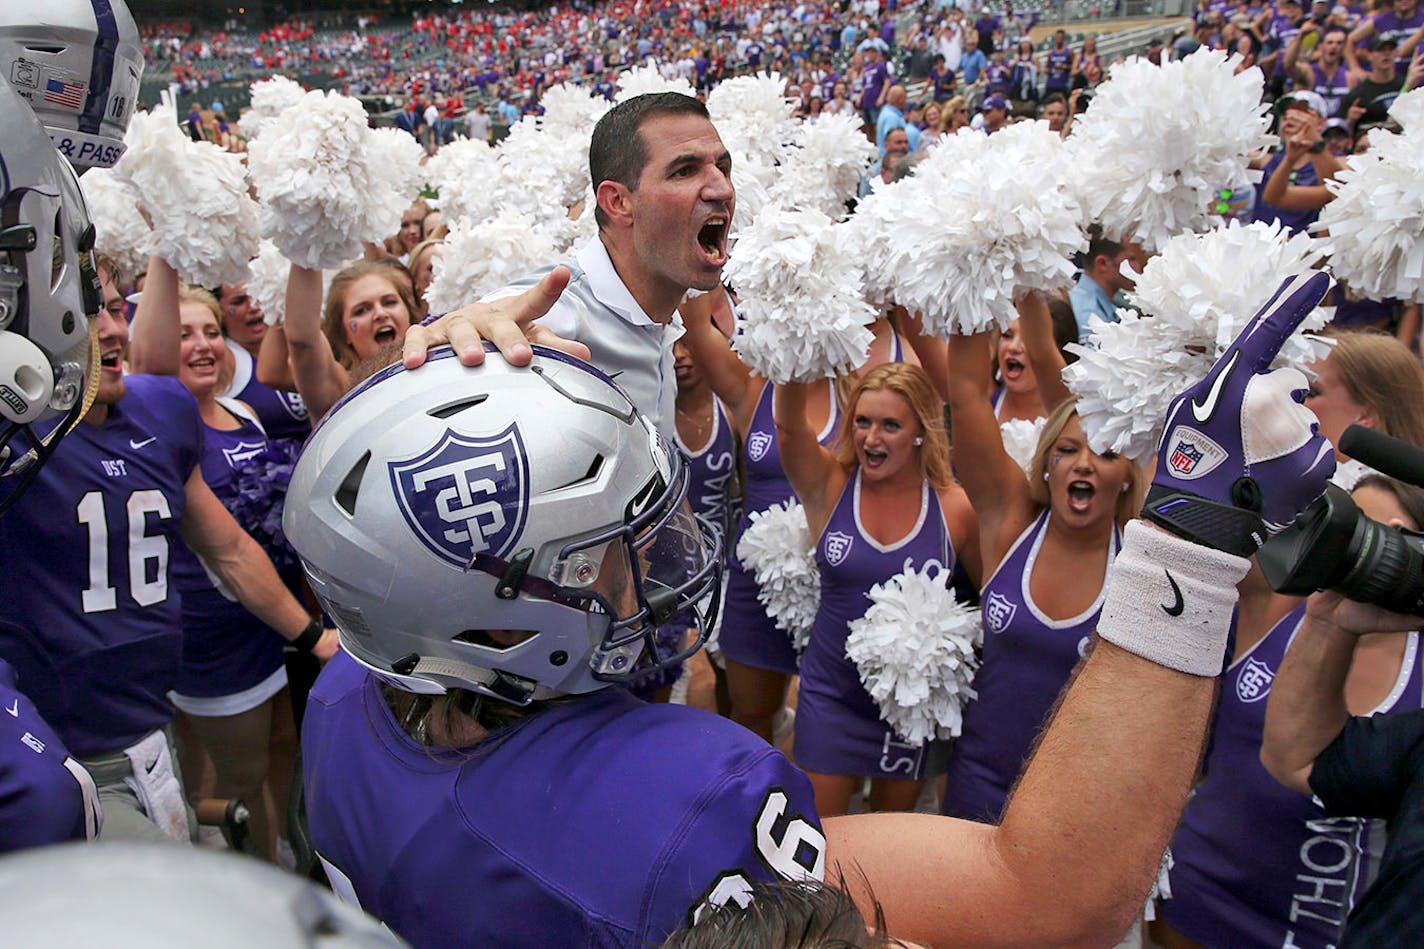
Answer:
[1144, 271, 1335, 556]
[402, 266, 590, 370]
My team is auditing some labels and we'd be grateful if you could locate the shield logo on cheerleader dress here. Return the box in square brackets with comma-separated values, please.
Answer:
[389, 423, 529, 569]
[1236, 657, 1275, 703]
[824, 531, 854, 566]
[747, 430, 773, 462]
[984, 591, 1017, 634]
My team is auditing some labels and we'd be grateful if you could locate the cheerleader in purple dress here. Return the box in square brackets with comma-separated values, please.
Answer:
[777, 364, 980, 817]
[678, 288, 840, 742]
[1154, 477, 1424, 949]
[942, 294, 1145, 823]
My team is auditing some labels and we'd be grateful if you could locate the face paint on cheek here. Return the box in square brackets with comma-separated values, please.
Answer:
[348, 319, 361, 334]
[1049, 454, 1064, 472]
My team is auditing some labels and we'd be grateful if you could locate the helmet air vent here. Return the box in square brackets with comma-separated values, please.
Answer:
[334, 451, 371, 517]
[426, 394, 488, 420]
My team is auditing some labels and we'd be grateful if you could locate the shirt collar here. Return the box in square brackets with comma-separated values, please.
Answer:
[577, 237, 659, 327]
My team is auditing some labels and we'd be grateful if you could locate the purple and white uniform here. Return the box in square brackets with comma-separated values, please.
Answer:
[794, 472, 951, 780]
[675, 397, 741, 556]
[224, 345, 310, 448]
[1161, 606, 1420, 948]
[169, 401, 291, 714]
[719, 383, 840, 675]
[0, 375, 200, 757]
[303, 653, 826, 948]
[941, 510, 1118, 822]
[0, 660, 97, 852]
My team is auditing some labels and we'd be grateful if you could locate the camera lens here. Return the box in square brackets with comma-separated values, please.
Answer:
[1337, 518, 1424, 616]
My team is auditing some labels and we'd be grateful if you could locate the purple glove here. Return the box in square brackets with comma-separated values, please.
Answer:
[1144, 271, 1336, 556]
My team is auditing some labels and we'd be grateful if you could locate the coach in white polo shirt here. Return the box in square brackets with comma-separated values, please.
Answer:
[404, 93, 734, 437]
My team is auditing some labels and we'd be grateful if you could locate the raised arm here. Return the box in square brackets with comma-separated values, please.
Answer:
[772, 381, 844, 535]
[677, 288, 761, 432]
[946, 332, 1035, 557]
[1283, 24, 1314, 86]
[126, 255, 181, 376]
[282, 264, 350, 425]
[1015, 292, 1071, 411]
[1261, 126, 1337, 211]
[895, 307, 949, 403]
[255, 324, 297, 392]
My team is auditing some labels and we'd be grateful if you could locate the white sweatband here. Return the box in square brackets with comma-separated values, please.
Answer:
[1097, 520, 1251, 677]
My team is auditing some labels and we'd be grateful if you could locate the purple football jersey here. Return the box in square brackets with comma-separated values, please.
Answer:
[170, 405, 290, 699]
[942, 510, 1118, 822]
[719, 382, 840, 675]
[0, 374, 201, 756]
[0, 660, 89, 851]
[1161, 607, 1420, 948]
[794, 472, 952, 780]
[303, 653, 825, 948]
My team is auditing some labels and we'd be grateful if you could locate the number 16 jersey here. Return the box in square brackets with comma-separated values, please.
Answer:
[0, 375, 202, 757]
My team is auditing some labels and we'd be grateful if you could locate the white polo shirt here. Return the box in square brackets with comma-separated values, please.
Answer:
[487, 238, 684, 439]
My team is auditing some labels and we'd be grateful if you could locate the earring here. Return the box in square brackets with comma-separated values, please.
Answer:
[913, 437, 924, 446]
[1042, 472, 1050, 482]
[1121, 483, 1131, 494]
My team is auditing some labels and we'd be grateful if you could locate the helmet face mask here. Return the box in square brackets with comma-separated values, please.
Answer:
[0, 0, 145, 171]
[0, 80, 101, 515]
[285, 347, 724, 706]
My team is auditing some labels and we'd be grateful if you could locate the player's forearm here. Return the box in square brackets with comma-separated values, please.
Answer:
[1260, 612, 1354, 791]
[126, 255, 180, 376]
[1015, 293, 1070, 409]
[203, 530, 314, 642]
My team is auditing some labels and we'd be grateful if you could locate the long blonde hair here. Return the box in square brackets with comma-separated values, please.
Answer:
[1026, 397, 1146, 527]
[834, 363, 953, 489]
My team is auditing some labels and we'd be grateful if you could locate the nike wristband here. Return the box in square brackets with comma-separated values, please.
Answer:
[1096, 520, 1251, 677]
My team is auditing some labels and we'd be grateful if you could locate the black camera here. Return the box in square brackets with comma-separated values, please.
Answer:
[1259, 426, 1424, 616]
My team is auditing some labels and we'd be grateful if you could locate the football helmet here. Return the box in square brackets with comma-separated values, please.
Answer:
[284, 346, 723, 705]
[0, 80, 102, 515]
[0, 0, 144, 170]
[0, 842, 402, 947]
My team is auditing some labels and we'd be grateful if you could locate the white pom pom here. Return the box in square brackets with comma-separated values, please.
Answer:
[238, 76, 307, 141]
[113, 93, 260, 288]
[845, 560, 981, 745]
[614, 64, 695, 101]
[865, 122, 1085, 336]
[1315, 124, 1424, 302]
[1066, 50, 1273, 251]
[771, 113, 877, 220]
[1389, 88, 1424, 134]
[244, 241, 337, 327]
[1000, 416, 1047, 478]
[423, 211, 562, 314]
[248, 89, 422, 270]
[422, 138, 501, 224]
[724, 205, 876, 382]
[736, 500, 820, 651]
[80, 168, 148, 283]
[706, 72, 799, 171]
[1064, 220, 1331, 461]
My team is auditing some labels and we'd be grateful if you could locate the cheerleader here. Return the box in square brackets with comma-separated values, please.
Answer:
[941, 295, 1146, 823]
[777, 364, 978, 817]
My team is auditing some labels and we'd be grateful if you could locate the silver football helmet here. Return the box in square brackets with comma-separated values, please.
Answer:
[0, 80, 101, 515]
[0, 842, 404, 947]
[0, 0, 144, 170]
[285, 346, 723, 705]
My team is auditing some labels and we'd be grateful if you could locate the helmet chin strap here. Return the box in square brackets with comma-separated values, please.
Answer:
[406, 656, 565, 706]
